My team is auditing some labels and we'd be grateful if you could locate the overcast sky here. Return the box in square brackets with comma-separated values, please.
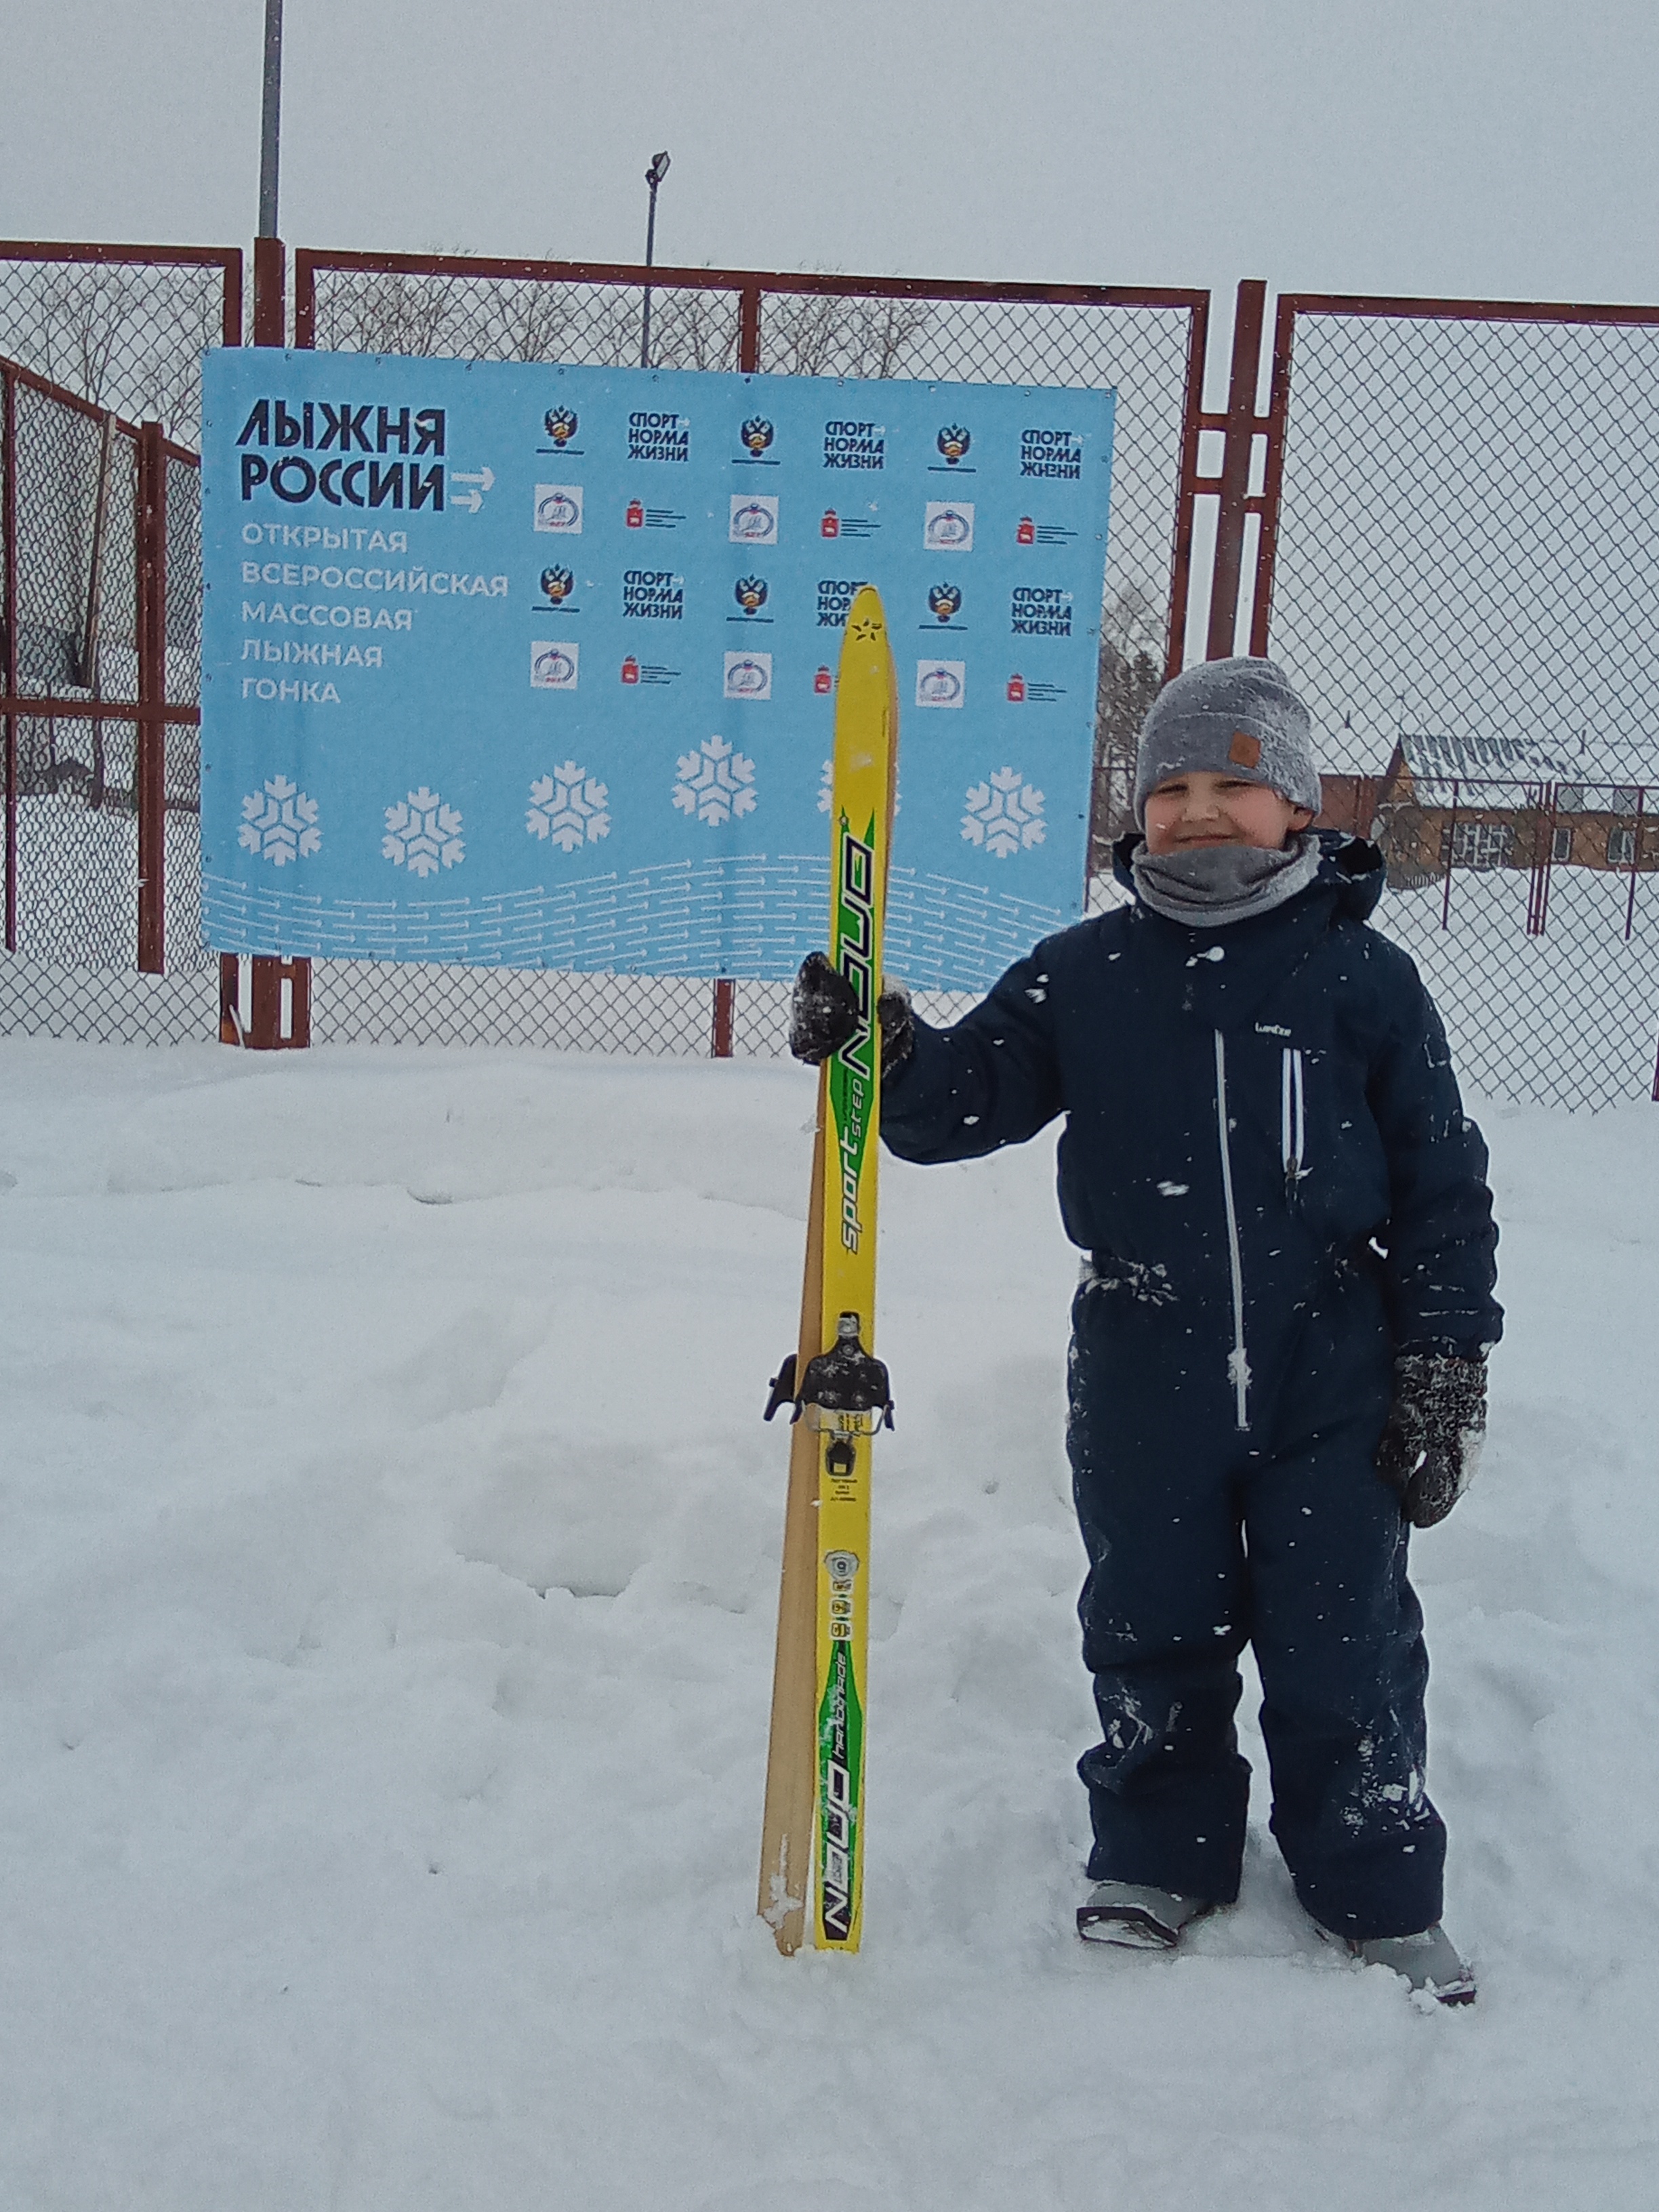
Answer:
[4, 0, 1656, 330]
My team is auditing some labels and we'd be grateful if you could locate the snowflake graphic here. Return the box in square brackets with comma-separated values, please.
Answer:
[527, 762, 611, 852]
[962, 767, 1046, 859]
[673, 735, 756, 827]
[382, 786, 465, 878]
[238, 775, 319, 865]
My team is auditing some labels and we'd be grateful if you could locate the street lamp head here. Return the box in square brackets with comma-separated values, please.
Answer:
[647, 151, 671, 188]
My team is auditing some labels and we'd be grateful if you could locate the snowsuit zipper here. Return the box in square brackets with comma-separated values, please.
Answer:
[1281, 1046, 1307, 1198]
[1212, 1029, 1250, 1431]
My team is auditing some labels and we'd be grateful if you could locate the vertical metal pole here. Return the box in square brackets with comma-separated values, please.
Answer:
[2, 367, 16, 954]
[136, 422, 165, 974]
[640, 151, 670, 370]
[241, 239, 304, 1040]
[640, 182, 657, 370]
[710, 287, 762, 1059]
[739, 282, 763, 376]
[1526, 783, 1556, 938]
[252, 237, 286, 347]
[259, 0, 284, 242]
[1164, 295, 1210, 680]
[1206, 280, 1267, 662]
[79, 411, 115, 692]
[1440, 779, 1460, 931]
[1625, 788, 1645, 941]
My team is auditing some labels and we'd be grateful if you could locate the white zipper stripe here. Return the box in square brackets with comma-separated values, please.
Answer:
[1281, 1046, 1306, 1188]
[1213, 1029, 1250, 1431]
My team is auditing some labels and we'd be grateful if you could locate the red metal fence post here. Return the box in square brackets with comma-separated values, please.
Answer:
[2, 365, 16, 954]
[241, 235, 310, 1045]
[705, 283, 767, 1060]
[1206, 281, 1268, 663]
[136, 419, 166, 972]
[252, 236, 285, 348]
[1163, 297, 1212, 680]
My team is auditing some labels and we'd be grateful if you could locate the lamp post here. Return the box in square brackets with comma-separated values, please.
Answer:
[258, 0, 284, 239]
[640, 150, 670, 369]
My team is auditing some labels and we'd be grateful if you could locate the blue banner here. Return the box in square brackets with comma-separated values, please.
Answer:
[200, 350, 1114, 989]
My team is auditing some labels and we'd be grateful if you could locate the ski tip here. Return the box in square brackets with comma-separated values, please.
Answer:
[844, 583, 887, 646]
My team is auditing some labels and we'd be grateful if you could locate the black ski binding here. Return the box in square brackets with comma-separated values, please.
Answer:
[762, 1353, 798, 1423]
[765, 1315, 895, 1470]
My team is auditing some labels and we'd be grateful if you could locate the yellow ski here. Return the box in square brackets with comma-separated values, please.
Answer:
[758, 586, 899, 1954]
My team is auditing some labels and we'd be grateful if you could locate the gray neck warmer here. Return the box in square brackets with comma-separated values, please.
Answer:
[1130, 832, 1322, 929]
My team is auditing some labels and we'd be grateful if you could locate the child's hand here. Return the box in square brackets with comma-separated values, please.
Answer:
[1375, 1354, 1488, 1528]
[787, 954, 914, 1076]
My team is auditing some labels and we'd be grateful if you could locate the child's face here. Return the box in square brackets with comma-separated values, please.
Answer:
[1143, 771, 1315, 855]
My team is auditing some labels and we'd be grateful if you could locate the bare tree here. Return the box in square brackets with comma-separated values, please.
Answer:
[762, 290, 933, 378]
[1, 262, 220, 442]
[1092, 581, 1168, 872]
[314, 265, 464, 359]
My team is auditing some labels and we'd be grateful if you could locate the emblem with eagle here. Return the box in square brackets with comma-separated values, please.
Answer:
[927, 583, 962, 623]
[734, 575, 769, 615]
[937, 425, 971, 464]
[540, 566, 575, 604]
[740, 417, 774, 455]
[544, 408, 578, 445]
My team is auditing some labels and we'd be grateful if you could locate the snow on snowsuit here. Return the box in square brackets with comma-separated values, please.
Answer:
[880, 835, 1501, 1939]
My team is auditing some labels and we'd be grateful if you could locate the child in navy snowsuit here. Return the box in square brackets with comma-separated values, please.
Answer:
[790, 657, 1500, 1999]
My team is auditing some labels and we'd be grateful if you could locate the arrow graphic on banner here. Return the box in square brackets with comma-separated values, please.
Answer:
[448, 466, 495, 514]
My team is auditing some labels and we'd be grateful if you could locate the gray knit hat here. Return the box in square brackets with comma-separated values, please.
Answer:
[1132, 656, 1321, 825]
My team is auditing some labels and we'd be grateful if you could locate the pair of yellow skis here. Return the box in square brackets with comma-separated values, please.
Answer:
[757, 586, 899, 1956]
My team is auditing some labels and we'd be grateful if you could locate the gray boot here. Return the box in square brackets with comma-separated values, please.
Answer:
[1076, 1881, 1215, 1950]
[1349, 1923, 1476, 2005]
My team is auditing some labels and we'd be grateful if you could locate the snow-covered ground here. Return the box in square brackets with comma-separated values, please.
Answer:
[1, 1039, 1656, 2210]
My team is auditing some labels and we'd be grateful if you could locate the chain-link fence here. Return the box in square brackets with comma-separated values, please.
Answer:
[1250, 298, 1659, 1107]
[0, 243, 241, 448]
[1, 350, 212, 1039]
[12, 245, 1659, 1111]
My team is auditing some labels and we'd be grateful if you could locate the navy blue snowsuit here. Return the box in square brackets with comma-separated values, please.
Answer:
[880, 835, 1500, 1939]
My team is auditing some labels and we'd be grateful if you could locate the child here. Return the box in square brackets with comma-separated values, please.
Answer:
[790, 656, 1500, 2003]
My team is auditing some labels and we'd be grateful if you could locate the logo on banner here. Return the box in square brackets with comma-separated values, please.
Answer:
[924, 501, 975, 552]
[628, 411, 688, 462]
[543, 407, 580, 449]
[935, 425, 972, 467]
[739, 417, 776, 459]
[1011, 586, 1073, 636]
[534, 483, 583, 533]
[926, 583, 963, 625]
[531, 640, 580, 690]
[622, 569, 684, 619]
[730, 495, 779, 545]
[1021, 427, 1083, 479]
[724, 651, 773, 700]
[539, 565, 576, 606]
[916, 659, 965, 709]
[823, 419, 885, 470]
[733, 575, 770, 617]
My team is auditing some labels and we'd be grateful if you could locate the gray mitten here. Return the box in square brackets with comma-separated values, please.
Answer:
[787, 953, 914, 1076]
[1375, 1353, 1487, 1529]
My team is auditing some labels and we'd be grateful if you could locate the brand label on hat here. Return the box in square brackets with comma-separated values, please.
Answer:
[1229, 730, 1262, 768]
